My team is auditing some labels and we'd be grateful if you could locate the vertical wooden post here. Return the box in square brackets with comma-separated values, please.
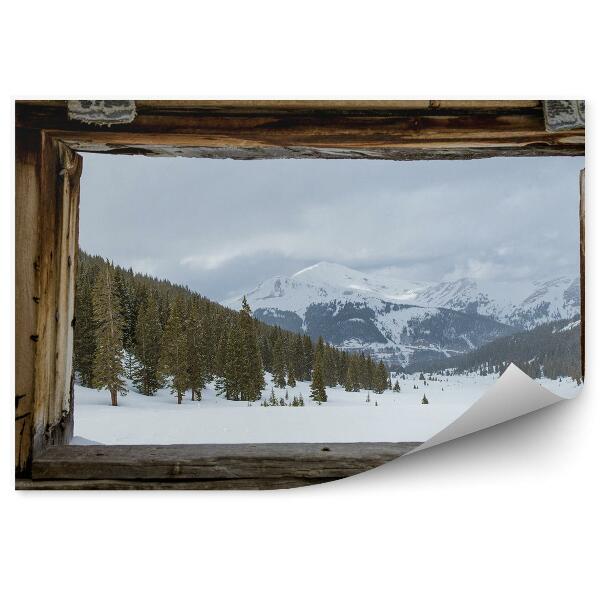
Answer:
[15, 129, 42, 475]
[33, 137, 82, 454]
[579, 168, 585, 381]
[16, 129, 82, 476]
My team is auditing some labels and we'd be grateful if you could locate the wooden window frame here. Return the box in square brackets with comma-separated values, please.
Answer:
[14, 100, 585, 490]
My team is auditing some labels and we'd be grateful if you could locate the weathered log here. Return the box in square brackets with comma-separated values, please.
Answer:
[29, 443, 419, 485]
[16, 101, 583, 160]
[15, 129, 42, 475]
[16, 477, 334, 490]
[29, 136, 81, 458]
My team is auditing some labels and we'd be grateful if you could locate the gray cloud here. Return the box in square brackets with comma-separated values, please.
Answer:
[79, 154, 584, 300]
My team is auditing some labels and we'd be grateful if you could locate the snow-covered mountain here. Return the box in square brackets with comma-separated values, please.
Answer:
[406, 275, 580, 329]
[222, 262, 580, 367]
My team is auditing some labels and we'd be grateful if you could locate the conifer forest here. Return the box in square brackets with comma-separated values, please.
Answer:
[74, 251, 391, 407]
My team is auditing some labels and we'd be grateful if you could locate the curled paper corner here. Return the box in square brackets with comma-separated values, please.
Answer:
[408, 364, 578, 454]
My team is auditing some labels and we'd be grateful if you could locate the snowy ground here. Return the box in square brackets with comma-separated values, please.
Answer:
[72, 373, 582, 445]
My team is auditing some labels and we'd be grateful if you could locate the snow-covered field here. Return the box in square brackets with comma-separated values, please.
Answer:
[72, 372, 582, 445]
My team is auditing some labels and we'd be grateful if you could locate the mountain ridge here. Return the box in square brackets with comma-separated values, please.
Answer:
[222, 261, 580, 367]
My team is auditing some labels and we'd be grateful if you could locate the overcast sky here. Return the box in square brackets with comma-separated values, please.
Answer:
[79, 155, 584, 301]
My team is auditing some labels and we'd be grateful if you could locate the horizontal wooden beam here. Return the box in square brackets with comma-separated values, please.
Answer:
[16, 477, 336, 490]
[15, 101, 584, 160]
[18, 99, 544, 112]
[25, 442, 418, 489]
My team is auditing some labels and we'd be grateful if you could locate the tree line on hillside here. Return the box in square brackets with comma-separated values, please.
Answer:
[73, 251, 391, 406]
[415, 318, 582, 382]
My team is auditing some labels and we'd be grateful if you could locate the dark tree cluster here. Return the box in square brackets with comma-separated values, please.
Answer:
[417, 318, 582, 383]
[73, 251, 391, 405]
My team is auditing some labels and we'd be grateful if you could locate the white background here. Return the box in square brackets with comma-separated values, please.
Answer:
[1, 2, 597, 599]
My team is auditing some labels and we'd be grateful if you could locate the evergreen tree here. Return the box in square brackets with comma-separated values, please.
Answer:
[217, 297, 265, 401]
[113, 268, 137, 355]
[344, 365, 354, 392]
[373, 360, 388, 394]
[393, 380, 401, 393]
[160, 296, 189, 403]
[269, 388, 278, 406]
[272, 337, 287, 388]
[238, 297, 265, 401]
[291, 336, 305, 382]
[345, 357, 360, 392]
[323, 344, 337, 387]
[185, 297, 211, 400]
[92, 263, 127, 406]
[310, 359, 327, 403]
[216, 323, 243, 400]
[73, 258, 97, 387]
[214, 324, 229, 378]
[421, 394, 429, 404]
[302, 335, 313, 380]
[132, 293, 163, 395]
[287, 364, 297, 388]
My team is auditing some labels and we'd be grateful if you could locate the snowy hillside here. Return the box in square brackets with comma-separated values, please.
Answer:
[222, 262, 579, 366]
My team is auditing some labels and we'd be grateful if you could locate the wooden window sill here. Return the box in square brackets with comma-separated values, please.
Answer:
[16, 442, 419, 490]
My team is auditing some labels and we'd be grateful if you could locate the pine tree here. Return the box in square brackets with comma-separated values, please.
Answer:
[373, 360, 388, 394]
[132, 293, 163, 395]
[113, 268, 137, 356]
[310, 360, 327, 403]
[291, 336, 304, 382]
[214, 324, 229, 378]
[323, 344, 337, 387]
[160, 296, 189, 403]
[272, 336, 287, 388]
[217, 297, 264, 401]
[92, 263, 127, 406]
[216, 323, 243, 400]
[344, 365, 354, 392]
[238, 297, 265, 402]
[393, 380, 401, 393]
[73, 258, 97, 387]
[269, 388, 278, 406]
[186, 297, 210, 400]
[421, 394, 429, 404]
[310, 337, 327, 402]
[287, 364, 297, 388]
[345, 357, 360, 392]
[302, 335, 313, 380]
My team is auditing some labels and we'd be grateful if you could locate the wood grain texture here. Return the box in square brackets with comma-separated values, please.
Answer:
[15, 129, 42, 475]
[29, 443, 419, 487]
[15, 101, 584, 160]
[18, 99, 544, 110]
[31, 136, 81, 456]
[15, 477, 335, 490]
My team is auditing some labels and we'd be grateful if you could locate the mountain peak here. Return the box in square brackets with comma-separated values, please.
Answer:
[292, 261, 356, 278]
